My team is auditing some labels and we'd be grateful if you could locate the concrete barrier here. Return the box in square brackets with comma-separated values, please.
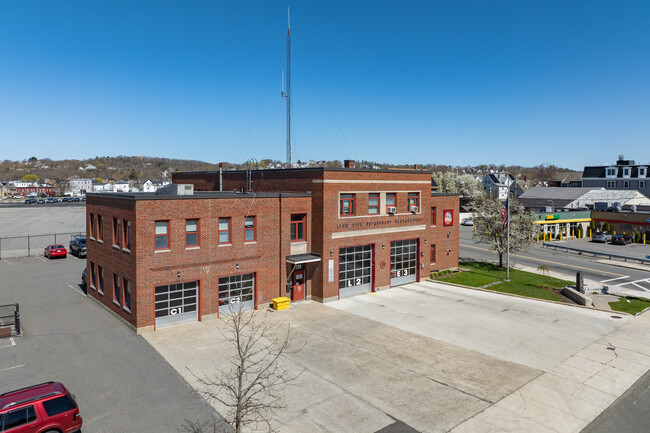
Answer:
[562, 286, 593, 307]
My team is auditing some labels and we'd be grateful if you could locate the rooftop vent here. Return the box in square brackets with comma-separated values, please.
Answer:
[155, 183, 194, 196]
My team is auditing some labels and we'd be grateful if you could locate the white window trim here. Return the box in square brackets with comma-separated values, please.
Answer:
[622, 168, 631, 178]
[638, 167, 647, 178]
[605, 167, 618, 178]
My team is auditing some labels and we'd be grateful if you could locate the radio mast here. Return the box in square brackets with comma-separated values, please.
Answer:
[281, 8, 291, 165]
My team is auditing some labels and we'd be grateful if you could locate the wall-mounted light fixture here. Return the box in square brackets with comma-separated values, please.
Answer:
[236, 262, 239, 270]
[177, 270, 181, 278]
[382, 244, 385, 250]
[420, 251, 424, 257]
[424, 239, 427, 244]
[329, 250, 333, 257]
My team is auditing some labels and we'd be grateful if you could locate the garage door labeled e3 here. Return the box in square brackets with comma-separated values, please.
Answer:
[339, 245, 373, 297]
[391, 239, 418, 286]
[155, 281, 199, 328]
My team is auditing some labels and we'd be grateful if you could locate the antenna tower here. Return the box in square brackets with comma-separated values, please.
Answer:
[281, 8, 291, 165]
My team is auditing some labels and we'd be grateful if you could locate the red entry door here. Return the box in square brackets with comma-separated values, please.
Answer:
[292, 269, 305, 302]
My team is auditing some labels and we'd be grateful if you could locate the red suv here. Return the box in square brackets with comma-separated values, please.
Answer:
[0, 382, 82, 432]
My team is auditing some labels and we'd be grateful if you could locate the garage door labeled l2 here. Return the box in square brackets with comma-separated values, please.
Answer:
[390, 239, 418, 286]
[339, 245, 373, 297]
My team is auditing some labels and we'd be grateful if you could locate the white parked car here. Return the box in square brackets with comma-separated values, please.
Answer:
[461, 217, 474, 226]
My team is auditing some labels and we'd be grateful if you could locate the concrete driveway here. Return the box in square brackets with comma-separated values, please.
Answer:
[329, 281, 629, 371]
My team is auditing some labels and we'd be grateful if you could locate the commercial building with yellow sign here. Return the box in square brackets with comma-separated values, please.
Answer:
[533, 210, 591, 240]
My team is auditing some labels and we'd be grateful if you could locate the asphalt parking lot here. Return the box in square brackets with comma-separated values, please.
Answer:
[0, 255, 226, 433]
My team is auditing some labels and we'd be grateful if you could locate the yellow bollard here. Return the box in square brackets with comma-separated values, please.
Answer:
[644, 234, 646, 245]
[589, 228, 592, 237]
[474, 226, 476, 235]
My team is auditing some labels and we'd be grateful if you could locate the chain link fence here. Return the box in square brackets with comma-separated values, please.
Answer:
[0, 231, 85, 259]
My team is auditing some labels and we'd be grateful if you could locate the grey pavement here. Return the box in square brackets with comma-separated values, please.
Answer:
[0, 256, 227, 433]
[329, 282, 628, 371]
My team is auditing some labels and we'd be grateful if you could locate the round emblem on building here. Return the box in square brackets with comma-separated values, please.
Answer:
[379, 260, 386, 269]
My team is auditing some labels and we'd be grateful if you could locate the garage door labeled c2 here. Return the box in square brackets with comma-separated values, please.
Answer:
[155, 281, 199, 328]
[339, 245, 373, 297]
[390, 239, 418, 286]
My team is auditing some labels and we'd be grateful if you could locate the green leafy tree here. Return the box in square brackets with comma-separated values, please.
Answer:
[21, 174, 39, 182]
[28, 156, 38, 163]
[471, 194, 535, 267]
[603, 222, 612, 233]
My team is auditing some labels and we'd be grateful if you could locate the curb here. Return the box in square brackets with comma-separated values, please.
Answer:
[425, 278, 631, 316]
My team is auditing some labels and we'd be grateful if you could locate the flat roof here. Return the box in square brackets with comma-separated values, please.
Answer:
[174, 166, 429, 175]
[86, 191, 311, 201]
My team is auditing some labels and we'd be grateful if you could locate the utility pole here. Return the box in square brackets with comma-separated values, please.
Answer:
[281, 8, 292, 166]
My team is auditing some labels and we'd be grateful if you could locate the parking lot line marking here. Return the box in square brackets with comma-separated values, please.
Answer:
[460, 244, 626, 277]
[35, 257, 47, 262]
[618, 278, 650, 287]
[68, 284, 87, 297]
[0, 364, 24, 372]
[631, 283, 649, 291]
[0, 338, 16, 349]
[601, 276, 629, 283]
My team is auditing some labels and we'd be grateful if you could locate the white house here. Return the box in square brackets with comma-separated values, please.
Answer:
[67, 179, 93, 196]
[142, 179, 170, 193]
[483, 174, 515, 200]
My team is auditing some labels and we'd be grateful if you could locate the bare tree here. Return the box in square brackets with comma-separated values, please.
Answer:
[191, 305, 300, 433]
[471, 194, 536, 267]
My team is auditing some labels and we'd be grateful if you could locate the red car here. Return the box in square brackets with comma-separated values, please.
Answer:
[0, 382, 82, 432]
[44, 245, 67, 259]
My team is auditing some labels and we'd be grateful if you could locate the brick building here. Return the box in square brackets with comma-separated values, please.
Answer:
[86, 165, 459, 331]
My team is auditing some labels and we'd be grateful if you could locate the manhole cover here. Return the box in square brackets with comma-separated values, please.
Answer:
[611, 315, 622, 319]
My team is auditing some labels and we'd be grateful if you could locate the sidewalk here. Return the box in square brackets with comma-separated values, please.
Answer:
[451, 311, 650, 433]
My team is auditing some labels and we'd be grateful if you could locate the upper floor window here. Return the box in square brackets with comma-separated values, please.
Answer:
[97, 215, 103, 241]
[340, 194, 355, 216]
[186, 219, 199, 247]
[244, 216, 256, 241]
[431, 207, 437, 225]
[113, 217, 122, 247]
[291, 214, 306, 241]
[606, 180, 616, 188]
[155, 221, 169, 249]
[606, 168, 617, 177]
[639, 167, 647, 178]
[623, 168, 631, 178]
[368, 194, 379, 215]
[218, 218, 231, 244]
[386, 193, 396, 213]
[123, 220, 131, 250]
[89, 213, 95, 238]
[408, 193, 419, 211]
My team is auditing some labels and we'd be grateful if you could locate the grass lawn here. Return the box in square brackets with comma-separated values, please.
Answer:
[608, 297, 650, 315]
[434, 261, 574, 303]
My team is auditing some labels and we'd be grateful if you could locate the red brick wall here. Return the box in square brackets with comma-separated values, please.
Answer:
[87, 193, 311, 329]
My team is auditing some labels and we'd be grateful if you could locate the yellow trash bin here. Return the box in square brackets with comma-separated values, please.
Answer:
[272, 297, 290, 311]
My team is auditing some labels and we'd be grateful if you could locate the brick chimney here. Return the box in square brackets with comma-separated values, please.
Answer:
[344, 160, 355, 169]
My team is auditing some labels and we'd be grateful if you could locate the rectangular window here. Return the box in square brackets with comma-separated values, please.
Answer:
[124, 279, 132, 311]
[244, 216, 256, 241]
[639, 168, 647, 177]
[90, 262, 96, 289]
[606, 180, 616, 188]
[606, 168, 617, 177]
[219, 218, 231, 244]
[386, 193, 396, 212]
[640, 181, 646, 189]
[340, 194, 355, 216]
[186, 219, 199, 246]
[291, 214, 306, 241]
[113, 274, 121, 305]
[368, 193, 379, 214]
[113, 217, 122, 247]
[623, 180, 630, 188]
[155, 221, 169, 249]
[97, 215, 103, 241]
[430, 245, 436, 264]
[623, 168, 631, 177]
[1, 405, 36, 430]
[89, 213, 95, 238]
[98, 265, 104, 294]
[123, 220, 131, 250]
[408, 192, 419, 211]
[431, 207, 437, 225]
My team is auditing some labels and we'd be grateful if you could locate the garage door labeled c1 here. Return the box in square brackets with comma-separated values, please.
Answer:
[390, 239, 418, 286]
[155, 281, 199, 329]
[339, 245, 373, 297]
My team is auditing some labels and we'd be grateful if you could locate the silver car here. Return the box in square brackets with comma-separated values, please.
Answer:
[592, 232, 612, 243]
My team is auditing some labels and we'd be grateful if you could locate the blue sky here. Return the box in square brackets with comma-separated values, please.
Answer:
[1, 1, 648, 169]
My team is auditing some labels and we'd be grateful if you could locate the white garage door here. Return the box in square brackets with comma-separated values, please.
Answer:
[339, 245, 373, 297]
[155, 281, 199, 328]
[390, 239, 418, 286]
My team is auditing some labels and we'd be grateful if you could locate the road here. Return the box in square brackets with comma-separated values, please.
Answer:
[459, 226, 650, 295]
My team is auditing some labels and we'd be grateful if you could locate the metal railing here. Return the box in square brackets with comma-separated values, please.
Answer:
[0, 231, 84, 260]
[0, 304, 20, 337]
[541, 242, 650, 265]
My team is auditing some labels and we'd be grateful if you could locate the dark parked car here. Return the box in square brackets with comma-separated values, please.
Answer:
[611, 234, 632, 245]
[0, 382, 82, 433]
[69, 237, 87, 258]
[24, 198, 37, 204]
